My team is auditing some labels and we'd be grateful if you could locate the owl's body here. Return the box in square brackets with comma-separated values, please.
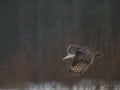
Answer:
[63, 45, 103, 76]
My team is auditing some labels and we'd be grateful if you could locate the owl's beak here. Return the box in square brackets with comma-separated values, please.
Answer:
[62, 54, 75, 60]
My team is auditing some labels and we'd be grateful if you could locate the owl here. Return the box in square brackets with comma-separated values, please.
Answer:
[62, 45, 103, 76]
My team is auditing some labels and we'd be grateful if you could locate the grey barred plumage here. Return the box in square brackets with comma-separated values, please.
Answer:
[62, 44, 103, 76]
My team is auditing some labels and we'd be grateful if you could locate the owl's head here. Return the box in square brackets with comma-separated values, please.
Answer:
[62, 44, 81, 60]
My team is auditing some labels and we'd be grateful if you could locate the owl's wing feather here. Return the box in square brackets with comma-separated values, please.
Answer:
[69, 50, 95, 74]
[71, 50, 85, 66]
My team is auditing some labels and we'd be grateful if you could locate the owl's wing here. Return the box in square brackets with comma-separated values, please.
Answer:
[69, 50, 95, 75]
[71, 50, 85, 66]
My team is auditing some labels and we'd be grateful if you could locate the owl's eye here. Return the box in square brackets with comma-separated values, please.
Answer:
[68, 48, 74, 54]
[67, 45, 80, 54]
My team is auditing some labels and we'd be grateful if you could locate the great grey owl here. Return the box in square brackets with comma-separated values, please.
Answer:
[62, 45, 103, 76]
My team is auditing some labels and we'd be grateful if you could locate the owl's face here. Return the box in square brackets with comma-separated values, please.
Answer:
[62, 45, 80, 60]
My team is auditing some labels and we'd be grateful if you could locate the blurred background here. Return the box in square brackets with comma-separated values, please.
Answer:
[0, 0, 120, 89]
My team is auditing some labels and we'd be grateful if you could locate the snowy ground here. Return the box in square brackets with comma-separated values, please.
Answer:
[0, 79, 120, 90]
